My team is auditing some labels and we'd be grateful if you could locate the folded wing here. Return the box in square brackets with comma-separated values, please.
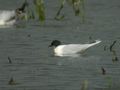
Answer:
[62, 40, 101, 54]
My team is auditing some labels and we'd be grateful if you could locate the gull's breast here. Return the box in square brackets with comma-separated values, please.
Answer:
[54, 45, 65, 56]
[0, 20, 5, 25]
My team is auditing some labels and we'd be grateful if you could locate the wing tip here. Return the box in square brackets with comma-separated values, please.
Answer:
[95, 40, 102, 44]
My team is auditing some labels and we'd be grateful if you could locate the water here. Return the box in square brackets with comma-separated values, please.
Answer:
[0, 0, 120, 90]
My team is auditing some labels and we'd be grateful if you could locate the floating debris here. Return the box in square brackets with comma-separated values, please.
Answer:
[8, 77, 17, 85]
[8, 57, 12, 64]
[101, 67, 106, 75]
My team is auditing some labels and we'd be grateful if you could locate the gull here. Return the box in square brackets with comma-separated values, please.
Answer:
[0, 1, 28, 26]
[49, 40, 101, 57]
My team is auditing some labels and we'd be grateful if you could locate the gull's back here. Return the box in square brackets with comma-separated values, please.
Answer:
[54, 40, 101, 56]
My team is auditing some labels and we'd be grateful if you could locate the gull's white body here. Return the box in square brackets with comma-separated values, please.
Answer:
[0, 10, 16, 26]
[54, 40, 101, 56]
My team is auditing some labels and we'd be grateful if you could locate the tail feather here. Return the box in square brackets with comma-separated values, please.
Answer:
[88, 40, 101, 47]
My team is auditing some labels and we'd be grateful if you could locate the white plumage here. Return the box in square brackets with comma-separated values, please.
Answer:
[0, 1, 28, 26]
[49, 40, 101, 57]
[0, 10, 16, 25]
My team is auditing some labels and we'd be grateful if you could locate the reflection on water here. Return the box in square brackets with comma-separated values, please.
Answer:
[0, 25, 13, 28]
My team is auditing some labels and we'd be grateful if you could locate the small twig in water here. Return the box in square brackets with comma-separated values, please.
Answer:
[109, 40, 117, 52]
[101, 67, 106, 75]
[104, 45, 107, 51]
[8, 57, 12, 64]
[112, 50, 119, 62]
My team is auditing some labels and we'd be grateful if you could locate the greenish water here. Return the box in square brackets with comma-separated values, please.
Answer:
[0, 0, 120, 90]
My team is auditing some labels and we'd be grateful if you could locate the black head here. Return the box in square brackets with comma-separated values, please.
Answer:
[49, 40, 61, 47]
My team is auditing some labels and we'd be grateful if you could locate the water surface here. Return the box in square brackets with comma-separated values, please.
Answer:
[0, 0, 120, 90]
